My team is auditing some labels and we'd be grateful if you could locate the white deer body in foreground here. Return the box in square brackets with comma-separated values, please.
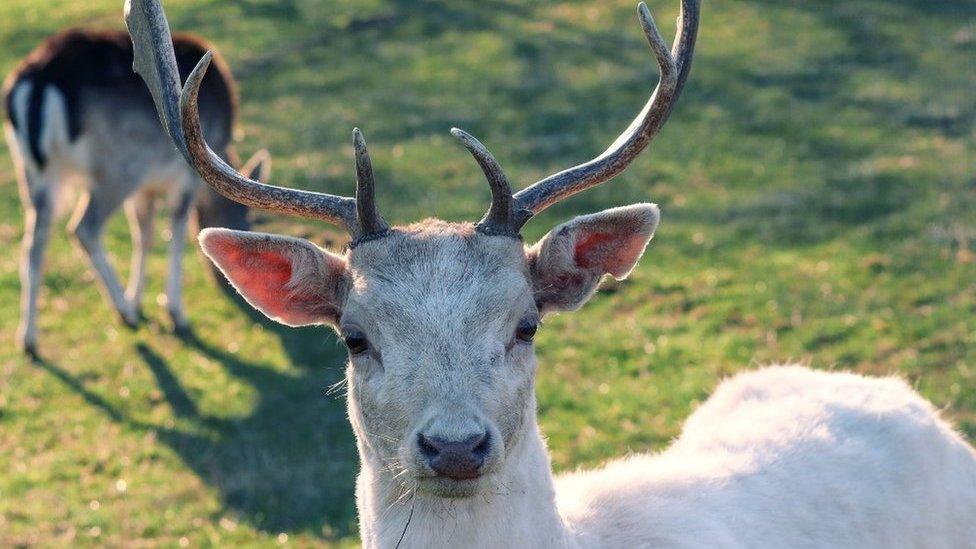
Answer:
[200, 222, 976, 549]
[560, 366, 976, 548]
[125, 0, 976, 546]
[358, 364, 976, 548]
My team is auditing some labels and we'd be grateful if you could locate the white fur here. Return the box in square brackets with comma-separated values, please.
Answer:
[39, 85, 70, 161]
[202, 219, 976, 548]
[8, 81, 33, 160]
[371, 366, 976, 548]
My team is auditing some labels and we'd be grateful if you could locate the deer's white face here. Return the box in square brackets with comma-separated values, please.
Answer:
[199, 204, 659, 499]
[129, 0, 691, 506]
[343, 223, 538, 497]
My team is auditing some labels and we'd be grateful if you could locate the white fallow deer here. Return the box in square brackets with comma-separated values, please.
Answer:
[2, 29, 269, 358]
[126, 0, 976, 546]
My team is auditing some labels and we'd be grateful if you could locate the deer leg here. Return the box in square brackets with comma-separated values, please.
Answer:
[165, 185, 195, 334]
[17, 184, 54, 358]
[124, 191, 156, 317]
[69, 189, 138, 328]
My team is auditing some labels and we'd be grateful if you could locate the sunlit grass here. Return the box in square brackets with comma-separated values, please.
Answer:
[0, 0, 974, 545]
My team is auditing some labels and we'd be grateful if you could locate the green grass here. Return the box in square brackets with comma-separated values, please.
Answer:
[1, 0, 974, 545]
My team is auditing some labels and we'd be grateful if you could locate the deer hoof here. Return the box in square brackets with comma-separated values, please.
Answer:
[120, 310, 140, 329]
[173, 321, 193, 339]
[169, 309, 191, 338]
[16, 330, 40, 362]
[23, 341, 40, 362]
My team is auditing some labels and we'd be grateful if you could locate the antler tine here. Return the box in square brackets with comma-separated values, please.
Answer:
[353, 128, 390, 239]
[450, 128, 522, 237]
[511, 0, 700, 229]
[125, 0, 364, 236]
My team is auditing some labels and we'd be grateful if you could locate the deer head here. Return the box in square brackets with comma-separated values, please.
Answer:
[126, 0, 698, 499]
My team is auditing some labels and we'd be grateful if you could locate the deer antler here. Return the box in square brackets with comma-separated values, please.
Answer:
[128, 0, 696, 243]
[124, 0, 388, 243]
[456, 0, 699, 234]
[450, 128, 520, 237]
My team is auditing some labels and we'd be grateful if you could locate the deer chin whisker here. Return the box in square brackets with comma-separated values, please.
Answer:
[324, 377, 348, 397]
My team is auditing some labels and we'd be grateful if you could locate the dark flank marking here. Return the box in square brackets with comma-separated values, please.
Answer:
[25, 81, 46, 167]
[2, 29, 237, 168]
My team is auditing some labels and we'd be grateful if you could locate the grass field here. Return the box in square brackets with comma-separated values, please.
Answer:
[1, 0, 974, 545]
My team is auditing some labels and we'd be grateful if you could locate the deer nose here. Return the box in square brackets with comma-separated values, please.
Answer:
[417, 431, 490, 480]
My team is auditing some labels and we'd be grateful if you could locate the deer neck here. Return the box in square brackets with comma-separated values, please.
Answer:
[355, 407, 575, 548]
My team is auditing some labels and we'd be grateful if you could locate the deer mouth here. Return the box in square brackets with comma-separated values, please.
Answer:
[417, 474, 488, 499]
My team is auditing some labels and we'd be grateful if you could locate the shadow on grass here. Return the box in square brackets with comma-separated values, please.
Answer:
[33, 327, 359, 539]
[17, 0, 975, 538]
[744, 0, 976, 137]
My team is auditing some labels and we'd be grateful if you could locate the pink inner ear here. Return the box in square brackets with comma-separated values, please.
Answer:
[223, 246, 294, 316]
[202, 229, 343, 326]
[573, 231, 645, 276]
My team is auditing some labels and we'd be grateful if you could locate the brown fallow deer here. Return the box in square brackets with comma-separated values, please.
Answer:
[3, 29, 269, 358]
[127, 0, 976, 547]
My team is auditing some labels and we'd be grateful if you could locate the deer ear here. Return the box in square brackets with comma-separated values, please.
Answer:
[527, 203, 659, 314]
[199, 228, 348, 327]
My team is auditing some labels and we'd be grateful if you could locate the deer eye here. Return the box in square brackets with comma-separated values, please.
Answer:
[342, 331, 370, 355]
[515, 320, 538, 343]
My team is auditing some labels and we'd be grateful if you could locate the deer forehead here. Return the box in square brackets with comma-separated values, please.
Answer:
[343, 220, 533, 338]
